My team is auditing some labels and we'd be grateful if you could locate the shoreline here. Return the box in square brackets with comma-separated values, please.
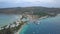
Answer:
[0, 15, 28, 34]
[0, 13, 58, 34]
[15, 23, 26, 34]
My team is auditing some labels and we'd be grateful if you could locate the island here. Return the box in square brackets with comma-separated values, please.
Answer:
[0, 6, 58, 34]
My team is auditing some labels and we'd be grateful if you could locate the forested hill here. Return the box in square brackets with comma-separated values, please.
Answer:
[0, 6, 60, 14]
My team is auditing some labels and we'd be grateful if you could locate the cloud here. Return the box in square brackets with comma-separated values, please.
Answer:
[0, 0, 56, 3]
[0, 0, 60, 8]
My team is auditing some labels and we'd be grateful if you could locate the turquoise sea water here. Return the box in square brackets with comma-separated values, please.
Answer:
[19, 15, 60, 34]
[0, 14, 20, 27]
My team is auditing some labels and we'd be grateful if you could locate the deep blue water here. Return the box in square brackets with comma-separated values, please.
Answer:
[19, 15, 60, 34]
[0, 14, 20, 27]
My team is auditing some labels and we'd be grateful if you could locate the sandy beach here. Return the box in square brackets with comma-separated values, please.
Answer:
[15, 23, 26, 34]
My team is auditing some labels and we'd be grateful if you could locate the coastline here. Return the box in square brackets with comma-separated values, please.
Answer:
[0, 14, 28, 34]
[0, 13, 58, 34]
[15, 23, 26, 34]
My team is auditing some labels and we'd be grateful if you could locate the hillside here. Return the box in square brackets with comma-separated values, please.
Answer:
[0, 6, 60, 14]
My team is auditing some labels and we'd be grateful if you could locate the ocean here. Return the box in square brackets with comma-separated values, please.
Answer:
[0, 13, 60, 34]
[0, 14, 20, 27]
[19, 15, 60, 34]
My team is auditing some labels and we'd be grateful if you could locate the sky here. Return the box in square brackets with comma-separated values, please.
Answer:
[0, 0, 60, 8]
